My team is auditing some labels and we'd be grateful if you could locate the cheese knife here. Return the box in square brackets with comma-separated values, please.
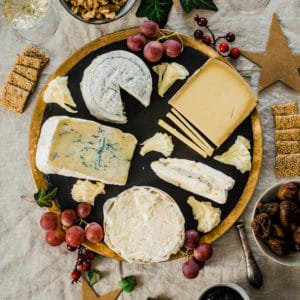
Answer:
[235, 221, 263, 289]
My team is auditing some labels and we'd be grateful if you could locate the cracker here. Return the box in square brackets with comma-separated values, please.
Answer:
[275, 141, 300, 154]
[274, 114, 300, 129]
[0, 83, 30, 113]
[275, 154, 300, 178]
[7, 72, 35, 92]
[275, 129, 300, 141]
[13, 64, 39, 82]
[16, 54, 42, 70]
[272, 102, 298, 116]
[23, 44, 49, 69]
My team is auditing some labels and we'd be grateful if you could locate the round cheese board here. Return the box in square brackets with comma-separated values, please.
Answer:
[29, 28, 263, 260]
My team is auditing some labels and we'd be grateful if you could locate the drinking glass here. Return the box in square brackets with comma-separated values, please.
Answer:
[230, 0, 270, 13]
[1, 0, 59, 43]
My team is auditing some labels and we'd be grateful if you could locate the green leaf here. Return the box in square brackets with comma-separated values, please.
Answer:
[118, 276, 136, 293]
[180, 0, 218, 13]
[34, 187, 57, 208]
[88, 270, 100, 286]
[136, 0, 173, 28]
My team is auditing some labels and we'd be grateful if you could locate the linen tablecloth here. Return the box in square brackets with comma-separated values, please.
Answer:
[1, 1, 300, 299]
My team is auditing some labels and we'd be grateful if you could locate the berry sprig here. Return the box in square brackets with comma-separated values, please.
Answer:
[193, 15, 240, 59]
[70, 246, 97, 284]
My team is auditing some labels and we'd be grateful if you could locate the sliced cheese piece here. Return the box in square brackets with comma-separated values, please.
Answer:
[103, 186, 185, 263]
[151, 158, 235, 204]
[43, 76, 77, 113]
[80, 50, 152, 124]
[36, 116, 137, 185]
[169, 58, 258, 147]
[187, 196, 221, 233]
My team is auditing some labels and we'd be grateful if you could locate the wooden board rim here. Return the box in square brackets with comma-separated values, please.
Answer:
[28, 28, 263, 261]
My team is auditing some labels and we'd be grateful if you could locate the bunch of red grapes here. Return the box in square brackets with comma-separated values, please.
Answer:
[39, 202, 104, 248]
[127, 20, 183, 63]
[193, 15, 240, 59]
[182, 229, 213, 279]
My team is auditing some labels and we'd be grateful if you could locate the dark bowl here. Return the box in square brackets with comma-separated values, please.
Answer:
[59, 0, 137, 24]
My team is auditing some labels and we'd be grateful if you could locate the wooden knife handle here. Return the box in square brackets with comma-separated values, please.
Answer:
[235, 222, 263, 289]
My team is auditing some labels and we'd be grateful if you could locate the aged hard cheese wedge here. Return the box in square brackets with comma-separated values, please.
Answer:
[80, 50, 152, 124]
[36, 116, 137, 185]
[168, 58, 258, 147]
[103, 186, 185, 263]
[151, 158, 235, 204]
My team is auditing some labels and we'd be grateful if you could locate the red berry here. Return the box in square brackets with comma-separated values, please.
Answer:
[71, 269, 81, 283]
[219, 42, 229, 53]
[86, 250, 96, 260]
[226, 32, 236, 42]
[80, 261, 91, 272]
[67, 244, 77, 252]
[230, 47, 241, 59]
[194, 29, 203, 40]
[197, 17, 207, 27]
[203, 35, 211, 45]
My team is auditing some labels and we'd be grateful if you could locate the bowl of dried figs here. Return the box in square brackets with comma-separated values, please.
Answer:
[59, 0, 137, 24]
[251, 181, 300, 266]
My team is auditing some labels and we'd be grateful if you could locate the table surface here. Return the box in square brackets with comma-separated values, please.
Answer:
[1, 1, 300, 299]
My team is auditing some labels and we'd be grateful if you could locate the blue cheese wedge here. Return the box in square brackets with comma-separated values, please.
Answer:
[80, 50, 152, 124]
[36, 116, 137, 185]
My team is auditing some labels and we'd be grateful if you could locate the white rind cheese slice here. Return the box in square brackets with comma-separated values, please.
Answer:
[103, 186, 185, 264]
[151, 158, 235, 204]
[80, 50, 152, 124]
[36, 116, 137, 185]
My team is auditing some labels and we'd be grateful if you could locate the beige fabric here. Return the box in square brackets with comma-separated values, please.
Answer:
[1, 1, 300, 299]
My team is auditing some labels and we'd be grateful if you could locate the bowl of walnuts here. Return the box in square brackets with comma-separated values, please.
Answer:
[59, 0, 137, 24]
[251, 181, 300, 266]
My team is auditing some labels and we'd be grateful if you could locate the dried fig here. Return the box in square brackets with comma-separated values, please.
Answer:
[256, 201, 280, 218]
[277, 182, 298, 201]
[271, 224, 285, 239]
[251, 213, 271, 239]
[267, 238, 289, 256]
[279, 200, 299, 228]
[293, 226, 300, 245]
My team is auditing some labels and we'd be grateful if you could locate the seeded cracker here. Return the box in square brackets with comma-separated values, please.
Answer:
[272, 102, 298, 115]
[13, 65, 39, 82]
[275, 141, 300, 154]
[275, 129, 300, 141]
[0, 83, 30, 113]
[23, 44, 49, 70]
[16, 55, 42, 70]
[7, 72, 35, 92]
[274, 115, 300, 129]
[275, 154, 300, 177]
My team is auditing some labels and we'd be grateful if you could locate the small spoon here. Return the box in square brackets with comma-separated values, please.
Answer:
[235, 221, 263, 289]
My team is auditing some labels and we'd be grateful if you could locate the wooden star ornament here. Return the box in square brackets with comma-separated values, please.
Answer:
[82, 278, 122, 300]
[241, 14, 300, 93]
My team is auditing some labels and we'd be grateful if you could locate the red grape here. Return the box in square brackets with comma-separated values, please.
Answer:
[127, 33, 147, 52]
[184, 229, 200, 250]
[140, 20, 159, 38]
[45, 229, 65, 246]
[61, 209, 77, 227]
[182, 257, 200, 279]
[76, 202, 92, 219]
[163, 39, 182, 58]
[85, 222, 104, 243]
[143, 41, 163, 62]
[40, 212, 59, 231]
[65, 226, 85, 247]
[194, 243, 213, 261]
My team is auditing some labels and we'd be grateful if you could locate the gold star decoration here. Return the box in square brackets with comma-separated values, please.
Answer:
[241, 14, 300, 93]
[82, 278, 122, 300]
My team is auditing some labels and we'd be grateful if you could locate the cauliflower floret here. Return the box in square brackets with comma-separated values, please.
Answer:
[140, 132, 174, 157]
[187, 196, 221, 233]
[152, 62, 189, 97]
[71, 180, 105, 206]
[213, 135, 251, 174]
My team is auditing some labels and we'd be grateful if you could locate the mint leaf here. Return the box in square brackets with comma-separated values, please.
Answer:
[136, 0, 173, 28]
[88, 270, 100, 286]
[118, 276, 136, 293]
[180, 0, 218, 13]
[34, 187, 57, 207]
